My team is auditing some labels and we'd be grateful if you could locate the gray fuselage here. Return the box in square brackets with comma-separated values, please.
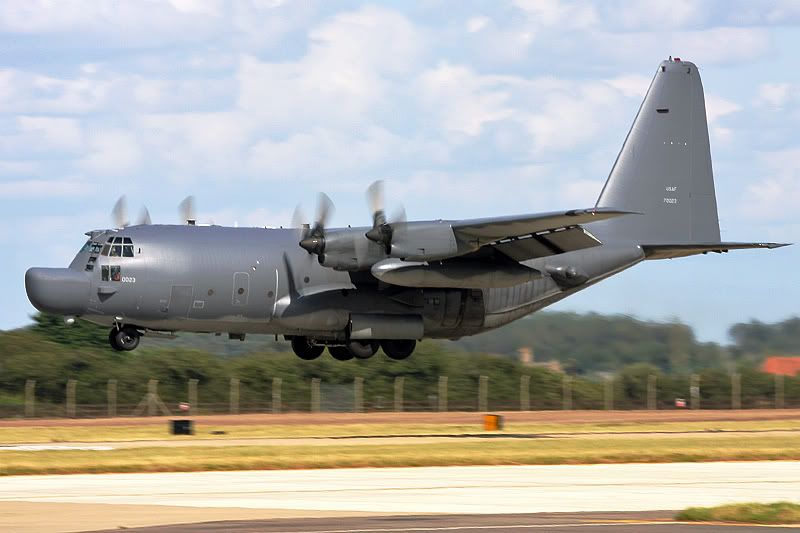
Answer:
[45, 223, 643, 341]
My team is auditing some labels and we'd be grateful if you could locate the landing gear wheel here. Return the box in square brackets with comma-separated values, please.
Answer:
[291, 337, 324, 360]
[109, 326, 140, 352]
[348, 340, 379, 359]
[329, 345, 354, 361]
[381, 339, 416, 360]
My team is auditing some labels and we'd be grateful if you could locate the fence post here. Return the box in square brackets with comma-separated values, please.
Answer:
[24, 379, 35, 418]
[690, 374, 700, 410]
[647, 374, 657, 410]
[354, 377, 364, 413]
[229, 378, 240, 415]
[776, 374, 785, 409]
[562, 374, 572, 410]
[731, 373, 741, 410]
[438, 376, 448, 412]
[311, 378, 321, 413]
[148, 379, 158, 416]
[604, 376, 613, 411]
[188, 379, 198, 415]
[66, 379, 76, 418]
[107, 379, 117, 418]
[394, 376, 404, 412]
[272, 377, 282, 414]
[478, 375, 489, 412]
[520, 375, 530, 411]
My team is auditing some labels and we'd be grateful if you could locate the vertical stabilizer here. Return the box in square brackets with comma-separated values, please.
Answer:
[594, 58, 720, 244]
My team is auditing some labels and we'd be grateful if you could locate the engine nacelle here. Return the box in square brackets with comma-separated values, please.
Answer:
[316, 227, 387, 271]
[388, 221, 464, 261]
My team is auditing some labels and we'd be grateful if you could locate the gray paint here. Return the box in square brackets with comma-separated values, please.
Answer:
[594, 60, 720, 244]
[24, 59, 785, 351]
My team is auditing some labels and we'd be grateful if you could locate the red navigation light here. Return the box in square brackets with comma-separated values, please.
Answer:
[674, 57, 681, 62]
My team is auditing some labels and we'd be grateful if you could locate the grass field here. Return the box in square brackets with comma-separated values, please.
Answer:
[677, 502, 800, 524]
[2, 430, 799, 476]
[2, 418, 800, 444]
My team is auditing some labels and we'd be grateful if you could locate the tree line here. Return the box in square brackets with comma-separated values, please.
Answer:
[1, 312, 799, 414]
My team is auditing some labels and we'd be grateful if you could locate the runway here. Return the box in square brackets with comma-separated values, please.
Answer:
[2, 462, 800, 531]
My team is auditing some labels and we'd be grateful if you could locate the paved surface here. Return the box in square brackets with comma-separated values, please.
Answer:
[3, 462, 800, 532]
[3, 409, 800, 427]
[89, 513, 800, 532]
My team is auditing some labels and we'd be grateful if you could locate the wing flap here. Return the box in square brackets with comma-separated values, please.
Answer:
[492, 227, 602, 261]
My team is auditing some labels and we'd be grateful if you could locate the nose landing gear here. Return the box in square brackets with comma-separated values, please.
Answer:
[109, 326, 141, 351]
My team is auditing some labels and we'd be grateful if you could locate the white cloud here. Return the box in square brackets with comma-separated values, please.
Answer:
[741, 148, 800, 224]
[757, 83, 794, 109]
[513, 0, 598, 29]
[79, 129, 142, 176]
[0, 179, 91, 199]
[17, 116, 84, 151]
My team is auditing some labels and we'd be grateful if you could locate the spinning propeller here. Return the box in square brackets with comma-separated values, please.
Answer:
[109, 195, 200, 227]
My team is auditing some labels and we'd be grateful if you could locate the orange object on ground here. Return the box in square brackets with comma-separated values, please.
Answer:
[483, 414, 504, 431]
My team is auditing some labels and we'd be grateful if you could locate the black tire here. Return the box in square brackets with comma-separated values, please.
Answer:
[348, 340, 379, 359]
[329, 345, 354, 361]
[381, 339, 416, 360]
[291, 337, 324, 360]
[109, 326, 140, 351]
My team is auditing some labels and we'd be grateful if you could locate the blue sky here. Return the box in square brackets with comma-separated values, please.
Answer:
[1, 0, 798, 342]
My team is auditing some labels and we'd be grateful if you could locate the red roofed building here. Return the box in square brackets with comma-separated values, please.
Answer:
[762, 356, 800, 376]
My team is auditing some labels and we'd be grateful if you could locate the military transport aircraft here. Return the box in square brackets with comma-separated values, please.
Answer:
[26, 58, 786, 360]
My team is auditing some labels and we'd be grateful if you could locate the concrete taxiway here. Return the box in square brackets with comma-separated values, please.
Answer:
[2, 462, 800, 532]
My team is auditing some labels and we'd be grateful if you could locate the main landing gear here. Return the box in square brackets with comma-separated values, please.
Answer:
[109, 326, 141, 351]
[290, 337, 416, 361]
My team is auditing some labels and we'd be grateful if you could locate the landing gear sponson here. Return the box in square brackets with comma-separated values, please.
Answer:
[290, 336, 416, 361]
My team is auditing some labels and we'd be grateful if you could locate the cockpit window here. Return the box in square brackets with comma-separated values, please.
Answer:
[101, 236, 135, 257]
[80, 240, 92, 253]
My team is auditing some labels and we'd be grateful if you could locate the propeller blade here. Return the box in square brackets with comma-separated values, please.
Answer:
[315, 192, 334, 231]
[178, 196, 196, 225]
[291, 204, 310, 239]
[111, 196, 129, 228]
[366, 180, 386, 226]
[137, 206, 152, 225]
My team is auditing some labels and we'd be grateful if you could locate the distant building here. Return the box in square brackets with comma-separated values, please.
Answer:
[517, 346, 563, 373]
[762, 356, 800, 376]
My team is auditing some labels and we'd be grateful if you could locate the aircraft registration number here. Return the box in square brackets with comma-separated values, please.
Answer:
[121, 276, 136, 283]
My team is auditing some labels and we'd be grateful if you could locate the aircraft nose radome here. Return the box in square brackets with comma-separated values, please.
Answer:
[25, 268, 90, 315]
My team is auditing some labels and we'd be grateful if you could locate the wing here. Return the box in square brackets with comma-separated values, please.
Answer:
[452, 207, 636, 261]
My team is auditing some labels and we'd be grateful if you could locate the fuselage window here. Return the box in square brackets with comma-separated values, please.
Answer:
[101, 265, 122, 282]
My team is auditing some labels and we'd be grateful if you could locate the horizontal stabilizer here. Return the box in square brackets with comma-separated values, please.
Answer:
[642, 242, 789, 260]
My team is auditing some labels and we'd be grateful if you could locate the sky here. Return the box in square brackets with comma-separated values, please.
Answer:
[1, 0, 799, 343]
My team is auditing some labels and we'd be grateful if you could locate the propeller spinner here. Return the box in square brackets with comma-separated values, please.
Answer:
[299, 192, 334, 254]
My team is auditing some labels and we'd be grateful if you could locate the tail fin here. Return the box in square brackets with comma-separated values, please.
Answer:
[594, 58, 721, 244]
